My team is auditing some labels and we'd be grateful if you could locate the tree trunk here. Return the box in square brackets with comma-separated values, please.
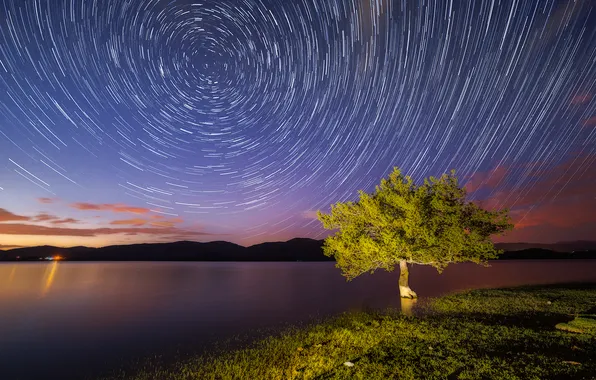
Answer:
[400, 297, 417, 316]
[399, 260, 417, 299]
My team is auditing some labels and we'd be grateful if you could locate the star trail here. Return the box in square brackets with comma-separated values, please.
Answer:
[0, 0, 594, 247]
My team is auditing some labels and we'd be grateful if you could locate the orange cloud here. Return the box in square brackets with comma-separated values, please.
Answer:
[0, 222, 209, 238]
[110, 218, 149, 226]
[0, 208, 30, 222]
[150, 218, 184, 228]
[110, 217, 183, 227]
[511, 197, 595, 230]
[0, 244, 23, 250]
[38, 197, 55, 204]
[71, 202, 150, 214]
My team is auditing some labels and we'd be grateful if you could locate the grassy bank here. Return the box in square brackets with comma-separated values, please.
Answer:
[105, 284, 596, 380]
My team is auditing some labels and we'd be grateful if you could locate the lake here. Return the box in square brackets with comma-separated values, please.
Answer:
[1, 260, 596, 379]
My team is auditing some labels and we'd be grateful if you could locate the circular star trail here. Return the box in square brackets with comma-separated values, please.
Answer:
[0, 0, 594, 243]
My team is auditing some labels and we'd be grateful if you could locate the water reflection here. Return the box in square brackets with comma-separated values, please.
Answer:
[8, 264, 16, 283]
[42, 261, 59, 296]
[1, 260, 595, 380]
[400, 297, 417, 316]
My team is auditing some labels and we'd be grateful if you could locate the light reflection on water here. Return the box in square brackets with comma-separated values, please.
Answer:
[1, 260, 596, 379]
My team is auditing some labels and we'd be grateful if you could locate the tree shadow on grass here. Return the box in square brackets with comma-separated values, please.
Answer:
[331, 323, 596, 380]
[425, 283, 596, 331]
[455, 282, 596, 300]
[429, 310, 576, 332]
[465, 334, 596, 380]
[320, 285, 596, 379]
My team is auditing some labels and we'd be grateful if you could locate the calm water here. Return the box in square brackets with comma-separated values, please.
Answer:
[1, 260, 596, 380]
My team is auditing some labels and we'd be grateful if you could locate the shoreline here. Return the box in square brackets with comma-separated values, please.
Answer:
[99, 283, 596, 380]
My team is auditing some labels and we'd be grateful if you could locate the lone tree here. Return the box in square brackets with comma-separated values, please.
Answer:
[317, 168, 513, 298]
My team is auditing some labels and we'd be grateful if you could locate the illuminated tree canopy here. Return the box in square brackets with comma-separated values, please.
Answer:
[318, 168, 513, 298]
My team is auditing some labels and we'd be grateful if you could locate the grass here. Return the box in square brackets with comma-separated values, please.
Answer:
[102, 284, 596, 380]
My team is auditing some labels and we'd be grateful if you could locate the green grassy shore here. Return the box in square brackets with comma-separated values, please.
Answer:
[106, 284, 596, 380]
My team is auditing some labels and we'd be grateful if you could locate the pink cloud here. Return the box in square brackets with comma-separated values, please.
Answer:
[483, 154, 596, 242]
[583, 116, 596, 128]
[33, 213, 58, 222]
[571, 92, 592, 105]
[0, 208, 30, 222]
[51, 218, 80, 225]
[465, 165, 508, 193]
[301, 210, 320, 219]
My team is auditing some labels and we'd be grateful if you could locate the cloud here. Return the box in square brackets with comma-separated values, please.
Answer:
[357, 0, 390, 39]
[0, 208, 30, 222]
[149, 219, 184, 228]
[33, 213, 58, 222]
[583, 116, 596, 128]
[71, 202, 150, 214]
[465, 165, 508, 193]
[0, 222, 210, 238]
[110, 218, 149, 226]
[537, 0, 587, 46]
[571, 92, 592, 105]
[110, 217, 183, 227]
[38, 197, 55, 204]
[0, 204, 205, 246]
[495, 220, 596, 245]
[1, 208, 79, 228]
[51, 218, 80, 225]
[30, 213, 80, 225]
[301, 210, 320, 219]
[0, 244, 23, 250]
[482, 154, 596, 242]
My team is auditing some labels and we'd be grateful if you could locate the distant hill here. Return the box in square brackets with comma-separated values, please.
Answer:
[246, 238, 327, 261]
[498, 248, 596, 260]
[0, 239, 330, 262]
[495, 241, 596, 253]
[1, 239, 595, 262]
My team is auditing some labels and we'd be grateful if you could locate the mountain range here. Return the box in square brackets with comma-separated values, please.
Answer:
[1, 239, 595, 262]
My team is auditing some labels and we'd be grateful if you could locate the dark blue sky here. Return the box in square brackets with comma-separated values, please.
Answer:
[0, 0, 594, 248]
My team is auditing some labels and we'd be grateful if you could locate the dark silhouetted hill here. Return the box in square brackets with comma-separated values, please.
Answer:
[495, 241, 596, 252]
[246, 238, 325, 261]
[1, 239, 595, 262]
[0, 239, 330, 262]
[498, 248, 596, 260]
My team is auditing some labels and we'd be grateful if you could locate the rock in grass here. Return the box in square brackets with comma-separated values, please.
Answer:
[343, 361, 354, 367]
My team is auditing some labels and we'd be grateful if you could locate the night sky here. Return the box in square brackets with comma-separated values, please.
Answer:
[0, 0, 594, 248]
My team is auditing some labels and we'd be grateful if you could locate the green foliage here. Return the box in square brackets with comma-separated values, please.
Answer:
[317, 167, 513, 279]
